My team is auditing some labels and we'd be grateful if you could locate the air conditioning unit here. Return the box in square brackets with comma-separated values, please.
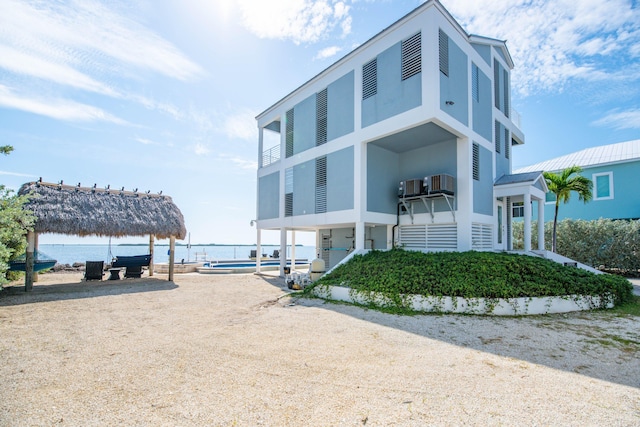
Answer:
[398, 179, 424, 198]
[425, 174, 454, 195]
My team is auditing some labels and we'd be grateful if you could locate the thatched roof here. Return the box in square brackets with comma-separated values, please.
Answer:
[18, 181, 187, 239]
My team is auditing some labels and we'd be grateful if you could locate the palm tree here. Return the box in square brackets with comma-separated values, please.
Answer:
[543, 165, 593, 253]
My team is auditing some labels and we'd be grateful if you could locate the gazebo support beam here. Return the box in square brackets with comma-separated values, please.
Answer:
[25, 231, 35, 292]
[149, 235, 155, 277]
[168, 235, 175, 281]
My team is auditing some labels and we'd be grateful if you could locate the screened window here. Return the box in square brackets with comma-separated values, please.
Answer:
[512, 201, 524, 218]
[593, 172, 614, 200]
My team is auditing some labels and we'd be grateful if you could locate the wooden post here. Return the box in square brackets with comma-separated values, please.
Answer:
[149, 235, 155, 277]
[25, 231, 35, 292]
[33, 233, 39, 283]
[168, 235, 175, 281]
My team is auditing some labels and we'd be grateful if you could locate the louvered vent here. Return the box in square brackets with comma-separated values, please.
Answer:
[316, 89, 327, 146]
[472, 63, 479, 102]
[503, 69, 509, 117]
[315, 156, 327, 214]
[439, 29, 448, 76]
[427, 224, 457, 250]
[285, 109, 294, 158]
[504, 127, 510, 159]
[472, 142, 479, 181]
[285, 168, 293, 217]
[493, 59, 500, 110]
[472, 223, 493, 250]
[362, 59, 377, 100]
[401, 32, 421, 80]
[495, 120, 501, 153]
[399, 225, 426, 249]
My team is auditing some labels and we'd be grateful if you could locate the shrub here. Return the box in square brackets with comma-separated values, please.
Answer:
[513, 219, 640, 274]
[310, 249, 633, 307]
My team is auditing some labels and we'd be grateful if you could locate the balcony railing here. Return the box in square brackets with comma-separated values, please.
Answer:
[262, 145, 280, 167]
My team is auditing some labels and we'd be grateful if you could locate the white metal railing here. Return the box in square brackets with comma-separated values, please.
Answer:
[510, 108, 522, 129]
[261, 145, 280, 167]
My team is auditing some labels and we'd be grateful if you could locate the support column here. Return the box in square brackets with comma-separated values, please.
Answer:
[33, 233, 39, 282]
[386, 224, 394, 250]
[256, 228, 262, 274]
[168, 235, 175, 281]
[149, 235, 155, 277]
[537, 199, 545, 251]
[355, 222, 365, 251]
[280, 228, 287, 277]
[291, 231, 296, 271]
[523, 193, 532, 252]
[25, 231, 35, 292]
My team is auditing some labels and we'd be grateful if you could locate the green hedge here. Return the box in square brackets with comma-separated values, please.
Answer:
[513, 219, 640, 274]
[310, 249, 633, 307]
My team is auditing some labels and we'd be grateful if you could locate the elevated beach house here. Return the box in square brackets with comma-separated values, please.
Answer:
[515, 139, 640, 222]
[255, 0, 546, 273]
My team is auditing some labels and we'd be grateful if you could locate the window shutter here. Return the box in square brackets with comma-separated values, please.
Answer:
[472, 63, 479, 102]
[401, 32, 421, 80]
[495, 120, 501, 153]
[493, 59, 500, 110]
[504, 128, 510, 159]
[472, 142, 480, 181]
[285, 168, 293, 217]
[439, 29, 449, 76]
[315, 157, 327, 213]
[285, 109, 294, 158]
[503, 69, 509, 117]
[362, 59, 377, 100]
[316, 89, 327, 146]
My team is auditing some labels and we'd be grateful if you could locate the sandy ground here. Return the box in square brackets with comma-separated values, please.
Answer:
[1, 272, 638, 426]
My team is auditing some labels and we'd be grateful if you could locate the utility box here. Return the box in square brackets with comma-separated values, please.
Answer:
[398, 179, 424, 198]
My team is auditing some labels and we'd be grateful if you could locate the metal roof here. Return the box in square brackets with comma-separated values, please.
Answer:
[515, 139, 640, 173]
[494, 171, 544, 186]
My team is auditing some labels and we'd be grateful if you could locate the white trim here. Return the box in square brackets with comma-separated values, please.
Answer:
[592, 172, 614, 201]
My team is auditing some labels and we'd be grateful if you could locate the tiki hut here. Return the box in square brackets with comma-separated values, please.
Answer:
[17, 180, 187, 289]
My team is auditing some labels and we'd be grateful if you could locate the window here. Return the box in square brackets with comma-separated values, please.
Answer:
[494, 59, 500, 111]
[512, 201, 524, 218]
[504, 127, 510, 159]
[401, 32, 421, 80]
[494, 120, 501, 153]
[545, 192, 556, 204]
[593, 172, 614, 200]
[315, 157, 327, 213]
[439, 29, 448, 76]
[503, 69, 510, 118]
[472, 63, 479, 102]
[472, 142, 479, 180]
[362, 59, 377, 100]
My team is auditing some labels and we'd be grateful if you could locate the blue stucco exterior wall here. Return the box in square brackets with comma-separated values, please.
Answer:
[293, 159, 315, 215]
[327, 71, 355, 141]
[543, 161, 640, 221]
[361, 42, 422, 128]
[472, 65, 492, 141]
[440, 34, 468, 126]
[293, 94, 317, 155]
[495, 122, 509, 179]
[327, 146, 355, 212]
[473, 143, 493, 215]
[471, 43, 491, 66]
[367, 144, 400, 214]
[258, 172, 279, 220]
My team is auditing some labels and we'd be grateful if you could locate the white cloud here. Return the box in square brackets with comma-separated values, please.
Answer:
[221, 109, 258, 141]
[193, 143, 211, 156]
[0, 171, 37, 178]
[315, 45, 343, 60]
[441, 0, 640, 96]
[592, 109, 640, 130]
[0, 85, 126, 124]
[235, 0, 352, 44]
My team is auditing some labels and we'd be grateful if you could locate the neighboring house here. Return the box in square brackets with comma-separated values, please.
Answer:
[515, 139, 640, 222]
[255, 0, 546, 272]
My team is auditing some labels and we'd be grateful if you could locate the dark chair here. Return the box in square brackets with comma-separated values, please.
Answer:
[271, 250, 280, 258]
[124, 265, 144, 279]
[85, 261, 105, 281]
[249, 250, 257, 258]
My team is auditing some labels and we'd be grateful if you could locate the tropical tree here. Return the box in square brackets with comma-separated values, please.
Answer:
[543, 165, 592, 253]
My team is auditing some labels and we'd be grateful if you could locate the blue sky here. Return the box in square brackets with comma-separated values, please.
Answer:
[1, 0, 639, 246]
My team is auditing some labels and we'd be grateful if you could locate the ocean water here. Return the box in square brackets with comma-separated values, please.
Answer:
[39, 244, 318, 266]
